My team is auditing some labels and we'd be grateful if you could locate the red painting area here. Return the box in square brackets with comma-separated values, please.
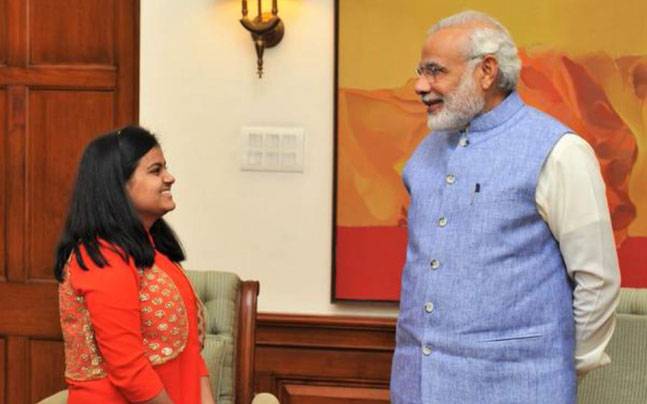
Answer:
[335, 226, 406, 301]
[618, 237, 647, 288]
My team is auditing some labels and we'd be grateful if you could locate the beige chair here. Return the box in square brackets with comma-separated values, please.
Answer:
[578, 288, 647, 403]
[38, 270, 277, 404]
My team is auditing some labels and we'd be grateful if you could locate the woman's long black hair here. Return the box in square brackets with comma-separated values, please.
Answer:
[54, 125, 185, 281]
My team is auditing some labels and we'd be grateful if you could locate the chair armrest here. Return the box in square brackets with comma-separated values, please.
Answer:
[252, 392, 280, 404]
[237, 280, 260, 404]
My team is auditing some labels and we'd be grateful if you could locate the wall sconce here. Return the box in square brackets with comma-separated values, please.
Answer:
[240, 0, 285, 78]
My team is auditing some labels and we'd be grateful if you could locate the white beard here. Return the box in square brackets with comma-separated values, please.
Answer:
[426, 69, 485, 131]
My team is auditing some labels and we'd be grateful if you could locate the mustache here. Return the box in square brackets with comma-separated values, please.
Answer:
[421, 93, 443, 103]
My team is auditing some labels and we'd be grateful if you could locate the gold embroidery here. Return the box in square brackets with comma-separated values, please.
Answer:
[61, 259, 194, 381]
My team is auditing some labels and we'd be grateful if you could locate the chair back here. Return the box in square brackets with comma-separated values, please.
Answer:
[186, 270, 259, 404]
[578, 288, 647, 403]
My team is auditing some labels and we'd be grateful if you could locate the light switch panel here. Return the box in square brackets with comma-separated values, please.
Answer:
[241, 126, 305, 172]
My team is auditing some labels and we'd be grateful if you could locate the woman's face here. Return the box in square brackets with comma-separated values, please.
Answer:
[126, 146, 176, 229]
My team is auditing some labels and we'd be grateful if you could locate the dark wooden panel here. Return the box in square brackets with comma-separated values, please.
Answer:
[29, 0, 115, 65]
[6, 337, 29, 404]
[6, 0, 27, 67]
[257, 346, 393, 382]
[0, 282, 60, 336]
[30, 339, 66, 403]
[0, 66, 116, 89]
[0, 0, 6, 65]
[0, 89, 5, 280]
[114, 0, 139, 124]
[27, 90, 114, 280]
[281, 384, 389, 404]
[0, 338, 5, 404]
[6, 85, 27, 282]
[255, 314, 396, 400]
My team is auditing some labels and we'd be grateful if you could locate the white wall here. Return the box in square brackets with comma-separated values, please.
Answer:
[140, 0, 398, 317]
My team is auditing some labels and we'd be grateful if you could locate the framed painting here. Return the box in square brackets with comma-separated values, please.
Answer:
[333, 0, 647, 301]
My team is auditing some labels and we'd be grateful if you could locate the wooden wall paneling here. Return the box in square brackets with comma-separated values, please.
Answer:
[114, 0, 139, 124]
[27, 90, 115, 280]
[28, 0, 115, 65]
[6, 336, 29, 404]
[6, 0, 26, 67]
[0, 0, 6, 65]
[29, 339, 66, 403]
[6, 85, 27, 282]
[255, 314, 396, 403]
[257, 346, 394, 383]
[0, 338, 5, 404]
[0, 282, 60, 336]
[0, 89, 5, 279]
[280, 384, 390, 404]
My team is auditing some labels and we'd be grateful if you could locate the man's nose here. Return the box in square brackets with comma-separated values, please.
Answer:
[414, 75, 431, 96]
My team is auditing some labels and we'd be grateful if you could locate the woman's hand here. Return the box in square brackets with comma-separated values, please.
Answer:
[201, 376, 217, 404]
[138, 389, 174, 404]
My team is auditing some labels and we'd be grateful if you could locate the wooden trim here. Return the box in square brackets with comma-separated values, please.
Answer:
[258, 313, 396, 329]
[257, 313, 396, 351]
[0, 66, 117, 89]
[237, 280, 259, 404]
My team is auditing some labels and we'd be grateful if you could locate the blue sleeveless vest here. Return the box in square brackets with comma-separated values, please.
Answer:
[391, 92, 576, 404]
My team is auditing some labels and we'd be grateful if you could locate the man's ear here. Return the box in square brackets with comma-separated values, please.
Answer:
[478, 55, 498, 90]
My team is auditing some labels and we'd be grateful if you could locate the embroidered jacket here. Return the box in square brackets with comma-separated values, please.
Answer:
[59, 251, 206, 381]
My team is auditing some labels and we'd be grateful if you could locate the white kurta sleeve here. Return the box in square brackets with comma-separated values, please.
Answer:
[535, 133, 621, 377]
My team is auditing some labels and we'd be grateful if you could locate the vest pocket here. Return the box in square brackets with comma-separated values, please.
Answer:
[479, 333, 543, 343]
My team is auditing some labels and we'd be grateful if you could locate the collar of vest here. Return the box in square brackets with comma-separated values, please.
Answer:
[468, 91, 524, 133]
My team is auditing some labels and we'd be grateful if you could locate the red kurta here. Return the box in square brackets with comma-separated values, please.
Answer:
[63, 245, 208, 403]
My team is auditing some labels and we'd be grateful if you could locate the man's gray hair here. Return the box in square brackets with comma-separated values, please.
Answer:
[428, 10, 521, 92]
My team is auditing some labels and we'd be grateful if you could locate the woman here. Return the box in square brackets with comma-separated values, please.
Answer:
[54, 126, 216, 404]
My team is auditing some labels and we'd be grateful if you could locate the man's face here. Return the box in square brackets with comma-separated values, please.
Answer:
[415, 27, 485, 131]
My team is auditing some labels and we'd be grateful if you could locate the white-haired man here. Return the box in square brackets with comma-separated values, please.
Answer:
[391, 10, 620, 403]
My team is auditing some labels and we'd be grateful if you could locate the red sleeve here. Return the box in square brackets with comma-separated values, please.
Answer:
[70, 246, 164, 402]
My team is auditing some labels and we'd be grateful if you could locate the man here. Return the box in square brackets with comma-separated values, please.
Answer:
[391, 10, 620, 404]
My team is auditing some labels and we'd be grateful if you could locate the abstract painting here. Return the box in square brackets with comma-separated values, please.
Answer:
[333, 0, 647, 301]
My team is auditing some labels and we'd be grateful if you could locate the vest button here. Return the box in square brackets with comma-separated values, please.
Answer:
[422, 345, 432, 356]
[430, 259, 440, 269]
[424, 302, 434, 313]
[438, 216, 447, 227]
[445, 174, 456, 185]
[459, 137, 469, 147]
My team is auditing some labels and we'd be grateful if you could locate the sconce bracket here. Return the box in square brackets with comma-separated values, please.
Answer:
[251, 19, 284, 48]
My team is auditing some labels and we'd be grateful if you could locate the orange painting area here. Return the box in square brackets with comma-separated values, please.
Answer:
[336, 51, 647, 300]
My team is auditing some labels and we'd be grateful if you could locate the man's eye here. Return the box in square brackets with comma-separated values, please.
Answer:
[427, 66, 442, 75]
